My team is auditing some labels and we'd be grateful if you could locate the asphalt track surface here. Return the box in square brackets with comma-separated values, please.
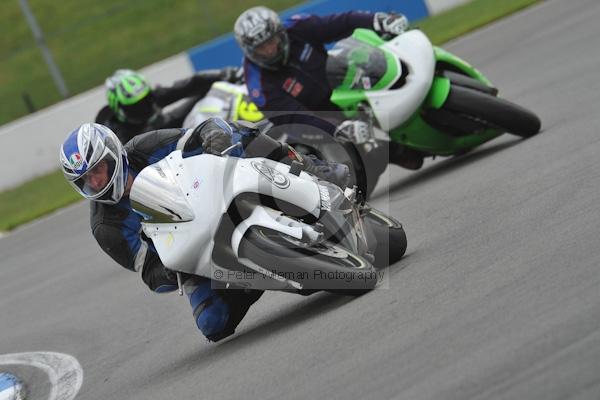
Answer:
[1, 1, 600, 399]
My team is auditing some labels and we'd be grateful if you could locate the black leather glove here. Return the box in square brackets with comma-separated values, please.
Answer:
[193, 118, 234, 155]
[373, 12, 409, 38]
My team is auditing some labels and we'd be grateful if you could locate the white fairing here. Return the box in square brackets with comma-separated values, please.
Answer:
[366, 30, 436, 131]
[130, 151, 322, 288]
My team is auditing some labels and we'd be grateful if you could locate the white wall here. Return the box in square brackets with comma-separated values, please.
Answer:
[0, 53, 193, 191]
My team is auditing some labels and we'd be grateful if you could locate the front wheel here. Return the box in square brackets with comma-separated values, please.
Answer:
[238, 226, 378, 295]
[443, 85, 541, 138]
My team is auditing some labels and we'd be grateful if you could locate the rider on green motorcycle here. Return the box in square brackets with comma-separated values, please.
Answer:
[233, 6, 424, 170]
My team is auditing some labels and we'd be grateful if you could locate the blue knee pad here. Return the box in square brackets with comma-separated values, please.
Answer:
[187, 281, 230, 338]
[154, 284, 178, 293]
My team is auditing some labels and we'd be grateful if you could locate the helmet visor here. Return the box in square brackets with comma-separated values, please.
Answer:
[248, 30, 288, 67]
[71, 153, 117, 198]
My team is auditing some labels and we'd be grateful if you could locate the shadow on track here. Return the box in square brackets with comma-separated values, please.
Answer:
[372, 137, 524, 199]
[147, 291, 358, 378]
[142, 138, 528, 382]
[137, 236, 417, 385]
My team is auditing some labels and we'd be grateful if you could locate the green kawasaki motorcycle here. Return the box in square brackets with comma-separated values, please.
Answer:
[327, 28, 541, 161]
[183, 28, 541, 198]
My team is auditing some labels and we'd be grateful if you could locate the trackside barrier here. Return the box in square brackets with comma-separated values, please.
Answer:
[188, 0, 430, 70]
[0, 0, 468, 191]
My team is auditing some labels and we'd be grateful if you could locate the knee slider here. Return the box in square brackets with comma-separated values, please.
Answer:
[187, 281, 231, 338]
[196, 297, 230, 338]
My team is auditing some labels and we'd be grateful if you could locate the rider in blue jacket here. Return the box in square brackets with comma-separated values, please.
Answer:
[59, 117, 348, 342]
[234, 6, 424, 170]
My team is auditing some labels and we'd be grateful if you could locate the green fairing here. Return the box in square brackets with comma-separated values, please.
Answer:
[330, 90, 367, 118]
[425, 48, 492, 109]
[331, 29, 503, 156]
[390, 75, 496, 154]
[351, 28, 385, 46]
[434, 46, 492, 85]
[391, 115, 502, 155]
[390, 45, 501, 154]
[426, 77, 451, 109]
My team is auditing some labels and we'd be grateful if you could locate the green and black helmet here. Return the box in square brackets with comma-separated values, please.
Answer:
[105, 69, 158, 125]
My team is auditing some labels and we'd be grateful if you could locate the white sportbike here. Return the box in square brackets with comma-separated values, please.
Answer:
[129, 148, 406, 294]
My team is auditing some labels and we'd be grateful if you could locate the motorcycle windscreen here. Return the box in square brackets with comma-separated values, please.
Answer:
[129, 159, 195, 223]
[326, 38, 388, 91]
[182, 93, 230, 129]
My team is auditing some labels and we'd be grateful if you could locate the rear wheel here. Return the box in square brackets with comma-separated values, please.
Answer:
[363, 208, 407, 268]
[443, 85, 541, 138]
[238, 226, 378, 295]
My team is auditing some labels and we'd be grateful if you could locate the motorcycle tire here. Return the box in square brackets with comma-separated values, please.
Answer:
[238, 226, 378, 295]
[443, 85, 541, 138]
[363, 207, 407, 268]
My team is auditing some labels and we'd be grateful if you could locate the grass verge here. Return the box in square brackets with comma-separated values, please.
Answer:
[0, 170, 81, 231]
[0, 0, 304, 126]
[0, 0, 543, 232]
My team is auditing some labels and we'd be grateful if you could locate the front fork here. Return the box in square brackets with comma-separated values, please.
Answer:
[355, 104, 380, 152]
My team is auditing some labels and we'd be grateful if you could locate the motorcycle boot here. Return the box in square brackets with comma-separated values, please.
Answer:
[210, 288, 265, 342]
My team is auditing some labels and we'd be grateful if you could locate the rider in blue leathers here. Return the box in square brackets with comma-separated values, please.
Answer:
[234, 7, 424, 170]
[59, 117, 349, 342]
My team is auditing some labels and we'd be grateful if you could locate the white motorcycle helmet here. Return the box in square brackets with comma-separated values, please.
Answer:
[59, 123, 129, 204]
[234, 6, 290, 70]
